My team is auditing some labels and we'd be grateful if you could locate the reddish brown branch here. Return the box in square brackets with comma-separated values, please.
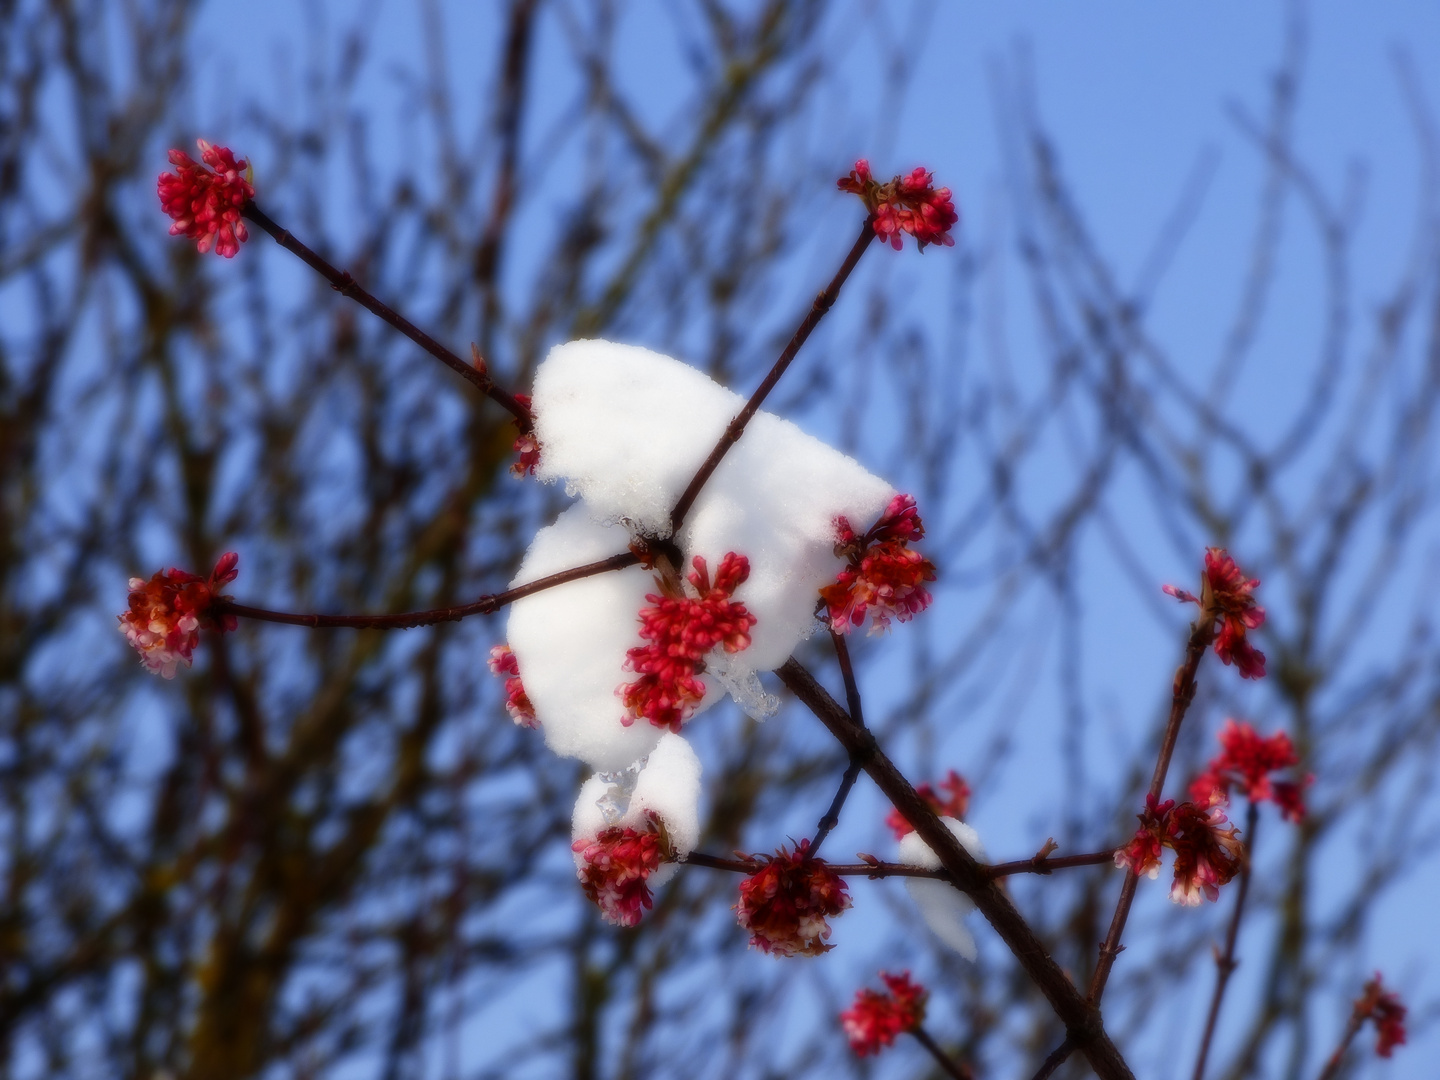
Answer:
[1030, 1037, 1076, 1080]
[775, 657, 1134, 1080]
[241, 202, 533, 428]
[1191, 803, 1259, 1080]
[1088, 617, 1215, 1003]
[911, 1025, 975, 1080]
[218, 551, 639, 630]
[807, 629, 866, 858]
[1315, 1013, 1370, 1080]
[667, 216, 876, 531]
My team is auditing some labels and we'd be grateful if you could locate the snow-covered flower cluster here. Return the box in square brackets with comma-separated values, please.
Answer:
[734, 840, 851, 956]
[1115, 794, 1245, 906]
[570, 733, 701, 925]
[1165, 547, 1266, 679]
[572, 812, 669, 927]
[1354, 974, 1407, 1059]
[821, 493, 936, 634]
[837, 160, 959, 250]
[886, 770, 970, 839]
[504, 340, 917, 925]
[118, 553, 239, 678]
[621, 553, 756, 732]
[157, 140, 254, 258]
[840, 971, 928, 1056]
[1190, 719, 1309, 821]
[487, 645, 537, 728]
[898, 817, 986, 959]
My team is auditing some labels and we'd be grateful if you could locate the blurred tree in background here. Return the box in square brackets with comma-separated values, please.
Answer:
[2, 1, 1437, 1078]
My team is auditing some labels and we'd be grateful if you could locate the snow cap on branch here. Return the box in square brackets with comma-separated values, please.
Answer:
[509, 341, 899, 769]
[897, 817, 986, 960]
[571, 733, 703, 924]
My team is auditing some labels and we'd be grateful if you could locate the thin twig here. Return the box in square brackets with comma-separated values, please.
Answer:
[1191, 802, 1259, 1080]
[808, 630, 866, 858]
[1314, 1011, 1368, 1080]
[680, 849, 1114, 881]
[1088, 617, 1215, 1003]
[910, 1025, 974, 1080]
[984, 850, 1116, 879]
[775, 657, 1134, 1080]
[667, 216, 876, 531]
[1030, 1037, 1075, 1080]
[218, 551, 639, 630]
[241, 202, 533, 428]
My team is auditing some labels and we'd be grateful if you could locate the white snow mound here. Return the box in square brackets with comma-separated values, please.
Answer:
[518, 339, 895, 756]
[571, 733, 702, 891]
[898, 817, 986, 961]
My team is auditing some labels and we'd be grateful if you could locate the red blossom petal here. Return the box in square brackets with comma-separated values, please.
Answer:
[840, 971, 927, 1056]
[735, 839, 851, 957]
[886, 770, 970, 839]
[118, 553, 239, 678]
[572, 814, 669, 927]
[157, 140, 254, 258]
[620, 553, 756, 732]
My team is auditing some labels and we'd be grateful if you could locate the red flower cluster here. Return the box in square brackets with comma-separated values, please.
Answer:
[886, 770, 970, 839]
[837, 160, 958, 250]
[840, 971, 928, 1056]
[509, 394, 541, 478]
[621, 553, 756, 733]
[1190, 719, 1309, 821]
[157, 140, 255, 258]
[1354, 974, 1407, 1059]
[118, 552, 239, 679]
[735, 839, 851, 956]
[821, 494, 936, 635]
[1164, 547, 1266, 678]
[573, 812, 670, 927]
[487, 644, 538, 728]
[1114, 794, 1245, 906]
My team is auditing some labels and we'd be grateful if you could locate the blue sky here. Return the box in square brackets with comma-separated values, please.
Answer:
[173, 2, 1440, 1076]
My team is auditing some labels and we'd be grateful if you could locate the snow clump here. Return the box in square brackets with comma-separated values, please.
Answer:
[897, 817, 986, 961]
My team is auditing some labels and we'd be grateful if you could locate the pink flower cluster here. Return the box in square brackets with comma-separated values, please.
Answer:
[821, 494, 936, 634]
[621, 553, 757, 733]
[1114, 794, 1245, 906]
[840, 971, 928, 1056]
[572, 812, 669, 927]
[1354, 974, 1407, 1059]
[1164, 547, 1266, 679]
[157, 140, 255, 258]
[735, 839, 851, 956]
[509, 394, 541, 478]
[1190, 719, 1309, 821]
[118, 552, 239, 678]
[487, 644, 538, 728]
[837, 160, 958, 250]
[886, 769, 970, 839]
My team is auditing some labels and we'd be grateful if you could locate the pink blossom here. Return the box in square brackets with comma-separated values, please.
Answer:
[487, 644, 538, 728]
[572, 812, 670, 927]
[840, 971, 928, 1056]
[735, 839, 851, 957]
[1189, 719, 1310, 821]
[1114, 794, 1244, 905]
[837, 160, 959, 251]
[1164, 547, 1266, 678]
[620, 553, 756, 733]
[822, 494, 936, 634]
[118, 552, 239, 678]
[157, 140, 254, 258]
[886, 770, 970, 839]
